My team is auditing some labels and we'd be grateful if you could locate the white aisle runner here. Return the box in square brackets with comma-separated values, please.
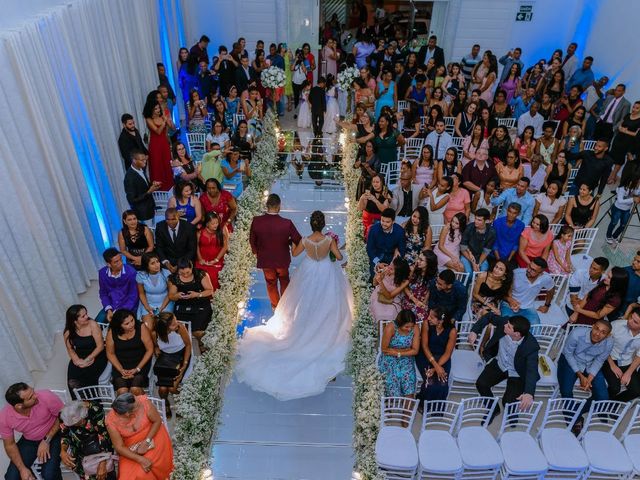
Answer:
[211, 180, 355, 479]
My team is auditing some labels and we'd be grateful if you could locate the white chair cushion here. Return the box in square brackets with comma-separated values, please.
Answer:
[375, 426, 419, 469]
[537, 303, 568, 327]
[582, 431, 633, 473]
[450, 350, 484, 382]
[623, 434, 640, 473]
[418, 430, 463, 473]
[537, 354, 558, 386]
[457, 426, 503, 469]
[540, 428, 589, 471]
[500, 431, 548, 474]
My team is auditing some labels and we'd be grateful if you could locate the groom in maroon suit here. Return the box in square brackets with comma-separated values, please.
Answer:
[249, 194, 302, 309]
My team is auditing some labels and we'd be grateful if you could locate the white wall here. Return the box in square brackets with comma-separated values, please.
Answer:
[0, 0, 68, 29]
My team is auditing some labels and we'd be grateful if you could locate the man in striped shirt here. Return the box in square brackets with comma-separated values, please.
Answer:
[460, 44, 481, 85]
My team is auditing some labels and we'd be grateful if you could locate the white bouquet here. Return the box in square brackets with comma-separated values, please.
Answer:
[337, 66, 360, 91]
[261, 66, 286, 89]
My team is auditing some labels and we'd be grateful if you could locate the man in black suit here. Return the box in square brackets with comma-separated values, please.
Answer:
[418, 35, 445, 68]
[234, 55, 253, 94]
[309, 77, 327, 136]
[123, 149, 159, 223]
[117, 114, 148, 170]
[155, 208, 197, 273]
[469, 314, 540, 422]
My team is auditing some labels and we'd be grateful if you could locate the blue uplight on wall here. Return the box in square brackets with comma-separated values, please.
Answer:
[158, 0, 185, 126]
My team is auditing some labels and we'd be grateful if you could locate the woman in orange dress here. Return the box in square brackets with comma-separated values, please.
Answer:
[195, 211, 229, 291]
[106, 393, 173, 480]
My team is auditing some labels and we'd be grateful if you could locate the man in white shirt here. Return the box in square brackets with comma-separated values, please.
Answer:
[561, 42, 579, 81]
[602, 309, 640, 401]
[517, 101, 544, 138]
[501, 258, 555, 325]
[566, 257, 610, 315]
[583, 76, 609, 115]
[522, 154, 546, 194]
[425, 119, 452, 161]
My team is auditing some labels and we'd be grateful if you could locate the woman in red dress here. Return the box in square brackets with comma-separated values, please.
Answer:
[196, 212, 229, 291]
[199, 178, 237, 233]
[144, 100, 174, 190]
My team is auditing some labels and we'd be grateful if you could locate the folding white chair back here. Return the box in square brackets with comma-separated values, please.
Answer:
[536, 274, 569, 327]
[376, 397, 419, 477]
[548, 120, 560, 136]
[233, 113, 245, 129]
[403, 137, 424, 161]
[379, 163, 389, 185]
[549, 223, 563, 236]
[621, 404, 640, 476]
[148, 396, 168, 425]
[397, 100, 409, 112]
[530, 324, 561, 358]
[50, 389, 70, 404]
[417, 400, 463, 479]
[564, 168, 579, 197]
[581, 140, 597, 151]
[454, 271, 470, 287]
[449, 323, 486, 396]
[186, 132, 206, 159]
[430, 224, 444, 248]
[451, 136, 464, 158]
[570, 228, 597, 257]
[387, 161, 402, 186]
[463, 271, 482, 322]
[152, 190, 171, 213]
[73, 385, 115, 410]
[443, 116, 456, 135]
[497, 118, 516, 129]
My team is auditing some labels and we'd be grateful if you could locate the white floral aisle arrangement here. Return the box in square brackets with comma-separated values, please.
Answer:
[337, 66, 360, 91]
[172, 110, 280, 480]
[261, 66, 286, 89]
[340, 127, 385, 480]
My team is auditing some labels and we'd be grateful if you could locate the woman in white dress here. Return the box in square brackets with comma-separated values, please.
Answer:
[235, 211, 354, 401]
[323, 75, 340, 134]
[422, 176, 451, 226]
[297, 81, 311, 129]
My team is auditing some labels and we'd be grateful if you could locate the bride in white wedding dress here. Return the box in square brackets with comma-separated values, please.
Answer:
[235, 211, 354, 400]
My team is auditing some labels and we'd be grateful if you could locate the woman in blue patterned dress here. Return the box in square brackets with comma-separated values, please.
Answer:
[378, 310, 421, 397]
[402, 206, 432, 265]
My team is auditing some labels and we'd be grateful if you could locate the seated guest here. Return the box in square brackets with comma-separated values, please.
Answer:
[425, 118, 453, 161]
[416, 307, 457, 402]
[411, 145, 435, 188]
[557, 320, 613, 425]
[167, 180, 203, 226]
[117, 210, 154, 270]
[427, 269, 468, 322]
[437, 148, 463, 185]
[495, 149, 524, 190]
[517, 101, 544, 138]
[97, 248, 139, 324]
[514, 126, 537, 164]
[118, 114, 148, 170]
[564, 183, 600, 229]
[462, 146, 496, 194]
[533, 181, 566, 224]
[230, 120, 255, 161]
[434, 212, 467, 272]
[618, 252, 640, 319]
[470, 314, 539, 422]
[471, 176, 499, 221]
[370, 257, 411, 322]
[123, 150, 159, 224]
[199, 178, 237, 233]
[196, 211, 229, 291]
[470, 260, 513, 319]
[542, 151, 570, 195]
[523, 154, 546, 194]
[106, 310, 154, 396]
[602, 309, 640, 402]
[569, 267, 629, 325]
[548, 225, 575, 275]
[155, 208, 197, 274]
[64, 305, 108, 399]
[105, 393, 173, 479]
[402, 250, 438, 323]
[198, 144, 225, 186]
[1, 385, 64, 479]
[378, 310, 421, 397]
[516, 214, 553, 268]
[402, 206, 432, 265]
[492, 203, 525, 264]
[442, 172, 470, 223]
[171, 142, 202, 187]
[221, 147, 251, 198]
[359, 174, 391, 239]
[153, 312, 192, 419]
[566, 257, 610, 316]
[168, 259, 214, 351]
[136, 252, 173, 331]
[460, 208, 496, 273]
[502, 258, 555, 325]
[491, 177, 535, 225]
[390, 172, 426, 224]
[366, 208, 406, 280]
[60, 401, 116, 480]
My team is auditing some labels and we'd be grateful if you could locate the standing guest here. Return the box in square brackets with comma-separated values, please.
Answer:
[495, 149, 524, 190]
[123, 150, 159, 224]
[374, 68, 397, 120]
[301, 43, 316, 83]
[427, 269, 468, 322]
[605, 175, 640, 245]
[168, 259, 214, 350]
[460, 208, 496, 273]
[460, 44, 481, 85]
[153, 312, 191, 419]
[154, 208, 197, 274]
[200, 178, 237, 232]
[242, 87, 264, 139]
[97, 248, 139, 324]
[561, 42, 579, 80]
[470, 315, 539, 421]
[249, 194, 302, 309]
[491, 177, 535, 225]
[492, 202, 525, 264]
[516, 214, 553, 268]
[234, 55, 253, 94]
[594, 84, 631, 141]
[374, 114, 405, 166]
[559, 125, 583, 165]
[402, 207, 432, 265]
[601, 310, 640, 402]
[434, 212, 466, 272]
[196, 212, 229, 291]
[366, 208, 406, 280]
[213, 46, 237, 98]
[608, 100, 640, 183]
[566, 257, 610, 316]
[394, 61, 413, 105]
[64, 305, 108, 399]
[499, 63, 521, 104]
[548, 225, 575, 275]
[416, 307, 457, 402]
[402, 250, 438, 323]
[378, 310, 421, 397]
[167, 181, 203, 225]
[358, 174, 391, 239]
[157, 63, 176, 103]
[564, 183, 600, 229]
[59, 401, 116, 480]
[443, 172, 470, 223]
[0, 384, 64, 480]
[390, 172, 426, 224]
[117, 210, 154, 270]
[105, 393, 174, 479]
[136, 252, 173, 330]
[418, 35, 445, 67]
[370, 258, 411, 323]
[510, 86, 536, 121]
[309, 76, 327, 136]
[462, 146, 496, 194]
[190, 35, 210, 64]
[569, 267, 629, 326]
[118, 114, 148, 171]
[501, 258, 555, 325]
[144, 100, 174, 189]
[425, 118, 453, 162]
[498, 48, 524, 84]
[105, 310, 154, 396]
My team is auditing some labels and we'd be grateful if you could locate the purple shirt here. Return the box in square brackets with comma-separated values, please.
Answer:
[98, 265, 139, 313]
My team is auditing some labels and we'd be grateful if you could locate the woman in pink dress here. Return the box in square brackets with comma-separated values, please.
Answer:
[443, 173, 471, 223]
[434, 213, 467, 272]
[370, 258, 410, 323]
[195, 212, 229, 291]
[548, 225, 574, 274]
[145, 100, 174, 189]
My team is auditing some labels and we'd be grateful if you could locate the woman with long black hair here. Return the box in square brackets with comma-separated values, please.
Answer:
[570, 267, 629, 325]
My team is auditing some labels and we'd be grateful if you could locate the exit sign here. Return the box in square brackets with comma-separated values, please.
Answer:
[516, 3, 533, 21]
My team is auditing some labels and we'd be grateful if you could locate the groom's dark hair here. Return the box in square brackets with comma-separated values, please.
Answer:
[266, 194, 281, 209]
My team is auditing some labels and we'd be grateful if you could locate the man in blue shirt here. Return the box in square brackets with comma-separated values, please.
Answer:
[491, 177, 535, 225]
[366, 208, 406, 281]
[266, 43, 285, 116]
[566, 57, 595, 92]
[498, 48, 524, 83]
[492, 203, 525, 263]
[509, 87, 536, 119]
[427, 269, 468, 322]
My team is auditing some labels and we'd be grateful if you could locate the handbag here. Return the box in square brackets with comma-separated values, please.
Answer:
[293, 65, 306, 85]
[81, 452, 117, 476]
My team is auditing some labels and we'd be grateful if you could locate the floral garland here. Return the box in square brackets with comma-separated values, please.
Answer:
[172, 110, 280, 480]
[340, 129, 385, 480]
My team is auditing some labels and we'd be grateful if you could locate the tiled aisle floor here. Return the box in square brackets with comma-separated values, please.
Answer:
[211, 179, 356, 479]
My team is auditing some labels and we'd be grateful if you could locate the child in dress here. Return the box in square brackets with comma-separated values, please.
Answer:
[297, 80, 311, 129]
[323, 74, 340, 134]
[548, 225, 574, 274]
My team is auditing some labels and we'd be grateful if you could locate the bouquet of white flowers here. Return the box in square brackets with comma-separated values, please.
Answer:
[337, 66, 360, 91]
[261, 66, 286, 89]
